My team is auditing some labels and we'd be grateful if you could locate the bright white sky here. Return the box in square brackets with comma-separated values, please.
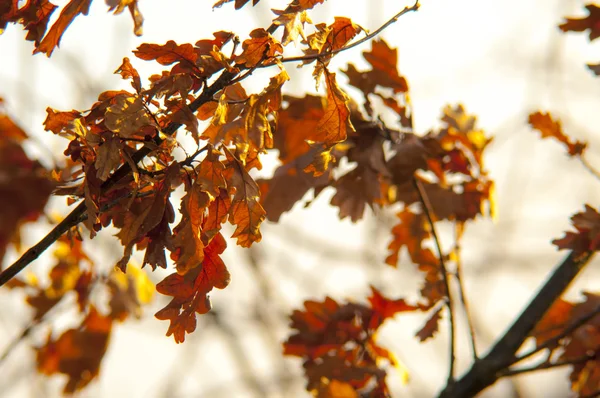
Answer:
[1, 1, 600, 397]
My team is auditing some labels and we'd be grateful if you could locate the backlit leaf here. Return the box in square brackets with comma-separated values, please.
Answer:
[235, 28, 283, 67]
[528, 111, 587, 157]
[34, 0, 92, 56]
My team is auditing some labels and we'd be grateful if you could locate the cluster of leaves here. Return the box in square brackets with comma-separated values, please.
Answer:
[1, 0, 600, 397]
[283, 287, 417, 396]
[0, 0, 143, 56]
[7, 234, 153, 393]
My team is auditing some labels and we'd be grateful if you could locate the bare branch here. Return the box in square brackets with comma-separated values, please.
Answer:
[413, 176, 457, 384]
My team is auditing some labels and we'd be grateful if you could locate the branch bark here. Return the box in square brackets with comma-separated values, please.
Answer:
[437, 250, 594, 398]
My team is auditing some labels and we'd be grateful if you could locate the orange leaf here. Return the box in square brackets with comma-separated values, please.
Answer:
[34, 0, 92, 56]
[155, 233, 230, 343]
[531, 298, 574, 349]
[114, 57, 142, 93]
[368, 286, 418, 328]
[1, 0, 58, 46]
[272, 7, 312, 46]
[43, 108, 81, 136]
[235, 28, 283, 67]
[94, 136, 122, 181]
[224, 149, 266, 247]
[36, 307, 112, 394]
[385, 209, 438, 267]
[416, 306, 443, 342]
[528, 111, 587, 156]
[104, 94, 152, 137]
[170, 182, 211, 274]
[314, 69, 354, 146]
[134, 40, 198, 66]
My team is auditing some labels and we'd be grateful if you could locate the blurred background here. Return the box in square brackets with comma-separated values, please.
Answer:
[1, 0, 600, 397]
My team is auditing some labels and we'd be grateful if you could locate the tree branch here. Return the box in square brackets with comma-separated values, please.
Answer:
[437, 250, 595, 398]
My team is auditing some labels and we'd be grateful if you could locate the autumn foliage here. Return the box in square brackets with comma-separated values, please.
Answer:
[1, 1, 600, 397]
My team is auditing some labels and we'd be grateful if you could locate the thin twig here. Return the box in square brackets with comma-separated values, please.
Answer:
[278, 0, 420, 65]
[413, 176, 456, 384]
[511, 302, 600, 366]
[498, 353, 596, 378]
[579, 155, 600, 181]
[453, 223, 479, 360]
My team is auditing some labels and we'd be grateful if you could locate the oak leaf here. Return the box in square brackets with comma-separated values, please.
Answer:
[155, 232, 230, 343]
[36, 307, 112, 394]
[114, 57, 142, 93]
[115, 167, 178, 271]
[284, 292, 412, 396]
[169, 180, 211, 275]
[82, 163, 101, 238]
[34, 0, 92, 56]
[385, 209, 437, 267]
[224, 149, 266, 247]
[108, 264, 155, 321]
[104, 94, 153, 138]
[528, 111, 587, 157]
[235, 28, 283, 67]
[94, 136, 122, 181]
[259, 147, 333, 222]
[314, 69, 355, 146]
[134, 40, 197, 66]
[553, 205, 600, 253]
[557, 293, 600, 396]
[0, 0, 57, 46]
[272, 7, 312, 46]
[559, 4, 600, 41]
[416, 306, 443, 342]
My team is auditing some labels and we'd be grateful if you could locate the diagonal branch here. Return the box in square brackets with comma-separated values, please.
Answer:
[437, 250, 595, 398]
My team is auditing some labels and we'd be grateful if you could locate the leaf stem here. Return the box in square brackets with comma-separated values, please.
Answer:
[579, 154, 600, 181]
